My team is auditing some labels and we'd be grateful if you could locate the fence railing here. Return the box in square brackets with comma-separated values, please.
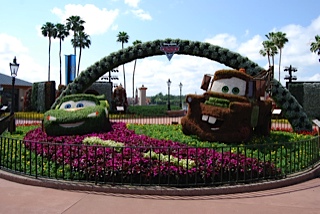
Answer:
[3, 112, 307, 131]
[0, 135, 319, 187]
[1, 112, 319, 187]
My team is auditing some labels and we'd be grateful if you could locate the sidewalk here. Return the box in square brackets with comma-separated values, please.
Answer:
[0, 177, 319, 214]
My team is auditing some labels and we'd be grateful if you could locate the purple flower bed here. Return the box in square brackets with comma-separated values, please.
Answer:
[23, 122, 280, 186]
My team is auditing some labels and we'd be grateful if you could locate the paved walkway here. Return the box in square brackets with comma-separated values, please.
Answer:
[0, 177, 319, 214]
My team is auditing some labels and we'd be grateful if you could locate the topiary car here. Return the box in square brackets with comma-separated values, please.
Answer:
[181, 69, 272, 144]
[43, 94, 111, 136]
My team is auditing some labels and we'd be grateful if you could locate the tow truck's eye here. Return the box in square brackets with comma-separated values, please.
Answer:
[211, 77, 246, 96]
[222, 86, 229, 93]
[76, 103, 84, 108]
[232, 87, 240, 95]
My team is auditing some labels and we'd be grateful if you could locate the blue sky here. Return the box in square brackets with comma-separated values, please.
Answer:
[1, 0, 320, 97]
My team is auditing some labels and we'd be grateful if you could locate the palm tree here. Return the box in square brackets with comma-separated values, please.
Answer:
[41, 22, 57, 81]
[116, 31, 129, 89]
[72, 31, 91, 76]
[66, 15, 85, 56]
[310, 35, 320, 55]
[55, 23, 69, 85]
[266, 32, 288, 81]
[132, 40, 142, 105]
[259, 40, 278, 67]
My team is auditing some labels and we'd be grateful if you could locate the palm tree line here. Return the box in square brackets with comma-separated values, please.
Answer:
[116, 31, 130, 90]
[42, 21, 140, 102]
[259, 31, 288, 81]
[260, 31, 320, 82]
[41, 15, 90, 84]
[310, 35, 320, 57]
[43, 19, 320, 96]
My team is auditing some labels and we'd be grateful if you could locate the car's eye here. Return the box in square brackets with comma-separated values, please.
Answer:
[222, 86, 229, 93]
[76, 103, 84, 108]
[64, 104, 72, 109]
[232, 87, 240, 95]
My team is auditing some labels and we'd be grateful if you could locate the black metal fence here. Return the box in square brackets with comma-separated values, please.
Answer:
[0, 135, 319, 187]
[0, 112, 319, 187]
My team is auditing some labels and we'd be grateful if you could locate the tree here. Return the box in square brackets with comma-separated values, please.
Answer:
[259, 40, 278, 68]
[72, 31, 91, 76]
[266, 32, 288, 81]
[55, 23, 69, 85]
[116, 31, 129, 90]
[132, 40, 142, 105]
[310, 35, 320, 55]
[41, 22, 57, 81]
[66, 16, 85, 56]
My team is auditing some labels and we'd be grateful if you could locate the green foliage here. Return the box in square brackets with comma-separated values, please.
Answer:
[288, 83, 304, 106]
[83, 137, 124, 152]
[150, 93, 186, 106]
[272, 81, 312, 131]
[303, 83, 320, 119]
[127, 105, 181, 117]
[205, 97, 230, 107]
[37, 82, 46, 113]
[58, 94, 101, 106]
[31, 83, 39, 111]
[1, 123, 319, 184]
[127, 124, 318, 174]
[143, 151, 195, 169]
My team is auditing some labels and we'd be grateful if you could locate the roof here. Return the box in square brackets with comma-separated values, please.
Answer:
[0, 73, 32, 87]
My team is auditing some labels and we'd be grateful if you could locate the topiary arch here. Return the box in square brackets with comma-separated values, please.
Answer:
[52, 38, 313, 132]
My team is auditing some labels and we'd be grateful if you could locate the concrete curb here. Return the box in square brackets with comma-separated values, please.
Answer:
[1, 164, 319, 196]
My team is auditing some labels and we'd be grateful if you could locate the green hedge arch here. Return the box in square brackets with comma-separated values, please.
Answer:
[52, 38, 312, 132]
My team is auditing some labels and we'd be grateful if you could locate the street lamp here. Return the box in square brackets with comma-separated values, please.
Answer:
[167, 79, 171, 111]
[179, 82, 183, 108]
[9, 56, 19, 133]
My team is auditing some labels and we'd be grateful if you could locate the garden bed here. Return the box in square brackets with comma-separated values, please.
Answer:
[1, 122, 319, 187]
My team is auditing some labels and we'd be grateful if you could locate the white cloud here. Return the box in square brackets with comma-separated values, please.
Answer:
[204, 34, 238, 50]
[308, 16, 320, 33]
[0, 34, 28, 55]
[124, 0, 141, 8]
[308, 73, 320, 81]
[131, 9, 152, 20]
[51, 4, 119, 35]
[244, 30, 249, 37]
[0, 34, 30, 78]
[111, 24, 119, 31]
[237, 35, 264, 61]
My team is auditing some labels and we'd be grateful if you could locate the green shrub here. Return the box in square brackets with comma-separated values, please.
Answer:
[127, 105, 181, 117]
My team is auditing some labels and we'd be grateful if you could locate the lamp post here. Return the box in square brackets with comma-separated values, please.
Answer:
[9, 56, 19, 133]
[179, 82, 183, 108]
[167, 79, 171, 110]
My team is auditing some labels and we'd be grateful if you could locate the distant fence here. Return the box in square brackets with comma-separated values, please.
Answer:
[2, 112, 309, 131]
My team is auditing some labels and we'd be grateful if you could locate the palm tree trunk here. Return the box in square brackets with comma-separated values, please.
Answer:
[272, 55, 275, 69]
[74, 34, 76, 56]
[48, 37, 51, 82]
[59, 40, 62, 85]
[132, 59, 137, 106]
[278, 49, 282, 81]
[267, 54, 271, 67]
[122, 42, 126, 89]
[267, 54, 273, 80]
[77, 48, 82, 76]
